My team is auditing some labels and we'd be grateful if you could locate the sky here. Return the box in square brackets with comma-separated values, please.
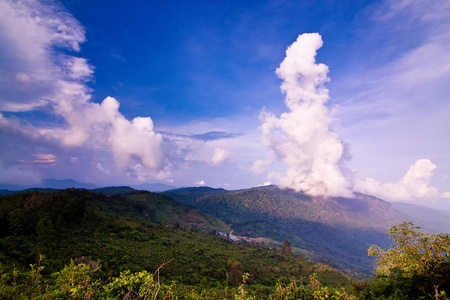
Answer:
[0, 0, 449, 209]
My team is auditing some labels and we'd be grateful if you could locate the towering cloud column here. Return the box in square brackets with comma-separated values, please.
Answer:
[257, 33, 352, 197]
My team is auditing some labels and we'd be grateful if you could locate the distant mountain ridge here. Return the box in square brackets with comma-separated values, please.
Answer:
[131, 183, 177, 192]
[0, 178, 97, 191]
[391, 202, 450, 222]
[391, 202, 450, 234]
[0, 179, 176, 193]
[39, 178, 99, 189]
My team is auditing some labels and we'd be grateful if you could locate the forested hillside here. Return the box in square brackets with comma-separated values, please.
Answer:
[1, 188, 449, 299]
[0, 188, 351, 298]
[163, 185, 426, 274]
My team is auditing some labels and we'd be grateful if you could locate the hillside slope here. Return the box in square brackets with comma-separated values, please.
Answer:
[391, 202, 450, 234]
[163, 186, 422, 274]
[0, 188, 351, 297]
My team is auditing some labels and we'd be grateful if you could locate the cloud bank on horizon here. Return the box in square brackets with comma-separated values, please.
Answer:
[355, 159, 450, 202]
[0, 0, 449, 207]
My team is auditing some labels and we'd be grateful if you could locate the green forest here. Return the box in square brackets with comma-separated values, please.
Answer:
[0, 189, 449, 299]
[162, 186, 412, 274]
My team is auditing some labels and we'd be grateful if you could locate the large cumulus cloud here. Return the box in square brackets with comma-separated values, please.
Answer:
[255, 33, 353, 197]
[0, 0, 169, 184]
[355, 159, 450, 202]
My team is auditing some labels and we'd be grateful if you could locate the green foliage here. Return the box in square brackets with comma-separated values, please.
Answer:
[0, 258, 355, 299]
[4, 189, 450, 299]
[281, 240, 293, 255]
[366, 222, 450, 299]
[50, 260, 99, 299]
[235, 272, 251, 300]
[270, 273, 356, 300]
[103, 259, 174, 299]
[0, 188, 352, 299]
[104, 269, 157, 298]
[369, 222, 450, 278]
[29, 254, 45, 287]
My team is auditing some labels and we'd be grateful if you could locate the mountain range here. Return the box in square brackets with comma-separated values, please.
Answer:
[0, 178, 176, 192]
[163, 185, 450, 274]
[0, 187, 351, 296]
[2, 179, 450, 276]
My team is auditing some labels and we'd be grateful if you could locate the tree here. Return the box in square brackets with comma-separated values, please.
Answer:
[369, 222, 450, 299]
[281, 240, 292, 255]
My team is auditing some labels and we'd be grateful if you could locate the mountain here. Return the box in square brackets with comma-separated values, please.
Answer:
[131, 182, 177, 192]
[163, 185, 433, 274]
[0, 188, 351, 297]
[96, 189, 231, 232]
[37, 178, 99, 189]
[0, 178, 98, 191]
[3, 180, 446, 277]
[0, 189, 13, 195]
[0, 188, 60, 195]
[91, 186, 136, 195]
[391, 202, 450, 234]
[0, 179, 176, 193]
[0, 183, 28, 191]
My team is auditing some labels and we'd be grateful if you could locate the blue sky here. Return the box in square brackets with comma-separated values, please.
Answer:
[0, 0, 449, 209]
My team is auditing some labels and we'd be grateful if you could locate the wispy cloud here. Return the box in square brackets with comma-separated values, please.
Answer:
[0, 0, 90, 112]
[32, 154, 56, 164]
[335, 0, 450, 120]
[191, 131, 243, 141]
[331, 0, 450, 204]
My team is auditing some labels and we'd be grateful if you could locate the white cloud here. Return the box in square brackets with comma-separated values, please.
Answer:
[252, 159, 270, 174]
[354, 159, 450, 204]
[257, 33, 353, 197]
[331, 0, 450, 204]
[96, 163, 109, 174]
[158, 117, 269, 189]
[0, 0, 171, 183]
[161, 120, 244, 168]
[51, 96, 170, 181]
[196, 180, 206, 186]
[32, 154, 56, 163]
[0, 0, 90, 112]
[108, 105, 163, 170]
[210, 148, 230, 166]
